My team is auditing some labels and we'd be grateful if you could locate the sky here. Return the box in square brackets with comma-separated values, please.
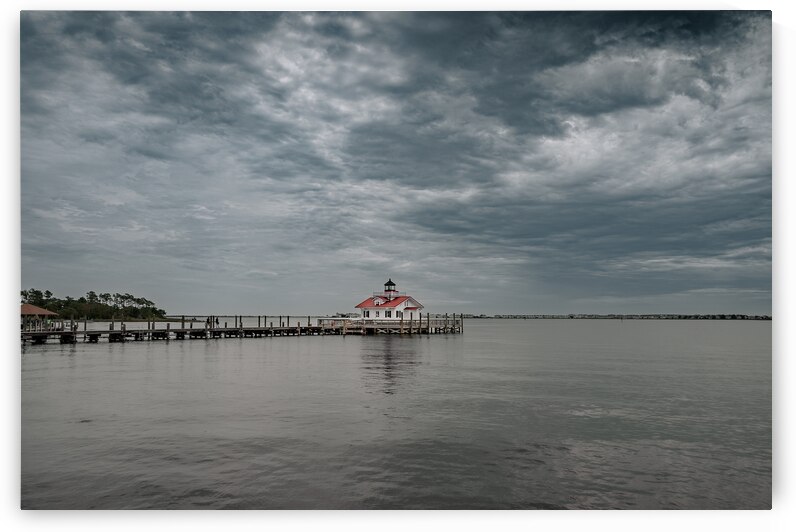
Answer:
[19, 11, 772, 316]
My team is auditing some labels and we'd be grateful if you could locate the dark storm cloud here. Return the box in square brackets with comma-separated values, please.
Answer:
[20, 11, 771, 314]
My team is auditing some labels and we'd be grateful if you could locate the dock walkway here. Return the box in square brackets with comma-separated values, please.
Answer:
[21, 315, 463, 345]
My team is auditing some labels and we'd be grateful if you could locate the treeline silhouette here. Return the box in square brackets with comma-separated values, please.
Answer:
[21, 289, 167, 320]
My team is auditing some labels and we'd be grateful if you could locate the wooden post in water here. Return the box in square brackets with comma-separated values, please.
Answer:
[182, 315, 185, 329]
[287, 316, 290, 327]
[258, 316, 261, 327]
[400, 315, 404, 335]
[427, 312, 430, 333]
[445, 313, 448, 333]
[419, 312, 423, 334]
[409, 312, 413, 334]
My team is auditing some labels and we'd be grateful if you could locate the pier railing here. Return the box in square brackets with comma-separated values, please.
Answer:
[317, 314, 463, 332]
[21, 313, 463, 344]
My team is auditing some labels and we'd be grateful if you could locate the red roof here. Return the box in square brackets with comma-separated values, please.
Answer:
[21, 303, 58, 316]
[355, 295, 423, 309]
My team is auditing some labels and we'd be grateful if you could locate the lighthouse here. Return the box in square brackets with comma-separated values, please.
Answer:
[355, 279, 424, 320]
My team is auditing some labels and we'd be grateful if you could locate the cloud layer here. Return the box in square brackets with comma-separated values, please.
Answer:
[21, 12, 771, 314]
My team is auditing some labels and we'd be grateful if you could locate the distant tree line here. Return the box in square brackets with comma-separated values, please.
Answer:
[21, 289, 167, 320]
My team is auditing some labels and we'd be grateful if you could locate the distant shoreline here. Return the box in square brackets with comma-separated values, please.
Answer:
[464, 314, 771, 320]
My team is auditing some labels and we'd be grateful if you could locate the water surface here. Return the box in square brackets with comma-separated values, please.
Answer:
[21, 319, 771, 509]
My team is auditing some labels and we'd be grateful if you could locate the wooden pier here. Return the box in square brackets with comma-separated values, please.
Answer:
[20, 314, 463, 345]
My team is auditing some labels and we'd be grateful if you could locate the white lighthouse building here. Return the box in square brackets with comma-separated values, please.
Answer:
[355, 279, 424, 320]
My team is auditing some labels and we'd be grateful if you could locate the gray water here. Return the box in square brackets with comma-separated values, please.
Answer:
[21, 319, 771, 509]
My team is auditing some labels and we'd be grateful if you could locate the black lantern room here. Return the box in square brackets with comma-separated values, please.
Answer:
[384, 279, 396, 293]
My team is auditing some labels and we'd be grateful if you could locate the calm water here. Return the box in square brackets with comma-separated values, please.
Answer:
[21, 319, 771, 509]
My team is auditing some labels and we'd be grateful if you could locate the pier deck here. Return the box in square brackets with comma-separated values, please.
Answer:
[21, 316, 463, 344]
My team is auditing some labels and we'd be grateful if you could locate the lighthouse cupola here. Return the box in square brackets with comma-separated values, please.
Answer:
[384, 278, 397, 298]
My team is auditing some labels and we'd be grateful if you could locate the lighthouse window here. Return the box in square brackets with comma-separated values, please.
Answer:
[385, 311, 392, 318]
[376, 311, 380, 318]
[363, 310, 370, 318]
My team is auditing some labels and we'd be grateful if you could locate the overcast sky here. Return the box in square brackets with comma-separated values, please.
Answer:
[20, 11, 771, 315]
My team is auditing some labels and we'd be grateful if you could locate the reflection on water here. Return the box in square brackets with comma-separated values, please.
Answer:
[360, 336, 420, 395]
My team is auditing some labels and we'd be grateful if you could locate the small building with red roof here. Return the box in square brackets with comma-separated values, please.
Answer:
[355, 279, 424, 320]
